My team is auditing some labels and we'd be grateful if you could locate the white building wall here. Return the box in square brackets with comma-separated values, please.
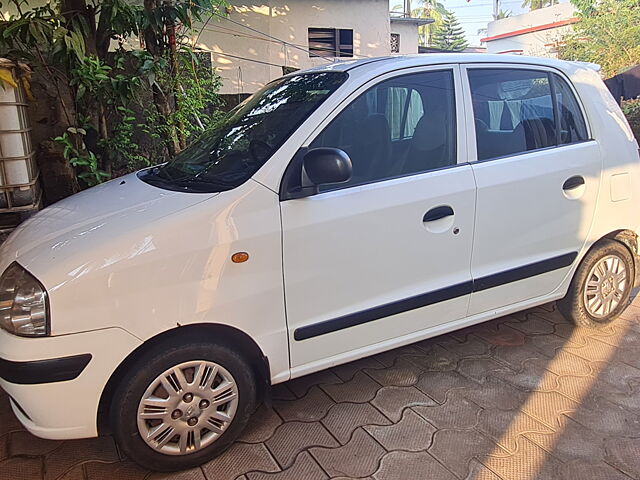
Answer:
[390, 20, 419, 55]
[194, 0, 392, 95]
[4, 1, 409, 96]
[484, 3, 577, 58]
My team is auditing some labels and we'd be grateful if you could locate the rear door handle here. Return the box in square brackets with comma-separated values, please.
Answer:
[423, 205, 454, 222]
[563, 175, 585, 191]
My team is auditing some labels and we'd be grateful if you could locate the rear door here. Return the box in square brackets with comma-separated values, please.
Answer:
[280, 66, 477, 371]
[462, 64, 601, 315]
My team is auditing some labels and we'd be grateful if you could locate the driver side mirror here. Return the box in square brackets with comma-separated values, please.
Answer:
[302, 147, 352, 189]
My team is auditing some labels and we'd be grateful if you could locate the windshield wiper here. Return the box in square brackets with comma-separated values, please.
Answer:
[173, 178, 235, 192]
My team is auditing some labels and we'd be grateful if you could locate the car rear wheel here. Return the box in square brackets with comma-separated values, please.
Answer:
[110, 339, 256, 471]
[558, 239, 634, 328]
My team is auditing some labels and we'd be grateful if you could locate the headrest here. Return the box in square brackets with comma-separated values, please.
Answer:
[521, 117, 553, 149]
[344, 113, 390, 143]
[366, 113, 391, 137]
[411, 111, 449, 151]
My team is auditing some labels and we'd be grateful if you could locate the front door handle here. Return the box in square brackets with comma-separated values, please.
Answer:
[423, 205, 454, 222]
[563, 175, 585, 191]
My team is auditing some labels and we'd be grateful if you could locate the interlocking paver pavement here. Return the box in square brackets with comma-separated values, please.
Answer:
[3, 301, 640, 479]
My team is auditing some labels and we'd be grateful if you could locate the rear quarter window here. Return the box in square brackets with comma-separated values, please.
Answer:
[552, 73, 589, 144]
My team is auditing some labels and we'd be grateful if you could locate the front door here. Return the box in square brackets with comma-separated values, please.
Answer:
[462, 65, 601, 315]
[280, 67, 477, 370]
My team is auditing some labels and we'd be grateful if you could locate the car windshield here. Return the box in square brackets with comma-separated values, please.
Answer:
[140, 71, 348, 193]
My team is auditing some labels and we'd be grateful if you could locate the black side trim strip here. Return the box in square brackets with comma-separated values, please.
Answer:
[473, 252, 577, 292]
[294, 282, 473, 341]
[294, 252, 577, 341]
[0, 354, 92, 385]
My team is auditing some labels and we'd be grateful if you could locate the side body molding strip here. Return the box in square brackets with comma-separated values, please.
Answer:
[293, 252, 577, 341]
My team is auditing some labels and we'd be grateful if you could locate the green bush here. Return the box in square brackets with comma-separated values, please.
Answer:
[0, 0, 227, 188]
[622, 99, 640, 143]
[560, 0, 640, 78]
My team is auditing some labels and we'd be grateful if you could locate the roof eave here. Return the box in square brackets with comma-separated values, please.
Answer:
[390, 17, 434, 26]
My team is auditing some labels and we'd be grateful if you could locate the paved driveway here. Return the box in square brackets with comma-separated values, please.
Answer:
[2, 301, 640, 480]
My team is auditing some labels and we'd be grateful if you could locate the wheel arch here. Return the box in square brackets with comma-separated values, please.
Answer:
[97, 323, 271, 435]
[587, 229, 639, 286]
[604, 229, 639, 256]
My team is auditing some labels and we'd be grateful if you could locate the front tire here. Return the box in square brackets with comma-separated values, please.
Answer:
[110, 339, 257, 471]
[558, 239, 634, 327]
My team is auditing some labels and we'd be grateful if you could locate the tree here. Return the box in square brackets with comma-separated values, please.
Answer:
[432, 11, 468, 51]
[558, 0, 640, 78]
[393, 0, 447, 46]
[521, 0, 556, 10]
[478, 10, 511, 38]
[415, 1, 448, 46]
[0, 0, 226, 186]
[570, 0, 596, 15]
[415, 1, 447, 46]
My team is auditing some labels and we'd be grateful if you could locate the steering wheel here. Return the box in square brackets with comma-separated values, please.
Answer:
[249, 140, 273, 162]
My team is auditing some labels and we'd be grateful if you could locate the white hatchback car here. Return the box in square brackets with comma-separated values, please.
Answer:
[1, 54, 639, 471]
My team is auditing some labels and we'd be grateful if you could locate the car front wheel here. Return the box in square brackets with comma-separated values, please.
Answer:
[558, 239, 634, 327]
[110, 338, 257, 471]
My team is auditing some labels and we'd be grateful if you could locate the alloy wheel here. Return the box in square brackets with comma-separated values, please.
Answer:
[583, 254, 628, 319]
[136, 360, 239, 456]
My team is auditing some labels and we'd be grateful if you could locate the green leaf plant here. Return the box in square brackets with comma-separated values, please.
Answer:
[0, 0, 228, 188]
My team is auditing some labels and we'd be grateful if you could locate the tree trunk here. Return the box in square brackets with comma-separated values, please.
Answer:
[143, 0, 182, 157]
[98, 103, 111, 174]
[152, 85, 181, 157]
[60, 0, 98, 56]
[166, 22, 186, 151]
[143, 0, 164, 57]
[28, 75, 80, 202]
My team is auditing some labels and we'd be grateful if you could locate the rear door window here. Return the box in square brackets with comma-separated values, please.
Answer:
[469, 68, 557, 161]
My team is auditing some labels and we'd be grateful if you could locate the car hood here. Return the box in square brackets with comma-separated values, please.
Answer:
[0, 172, 217, 270]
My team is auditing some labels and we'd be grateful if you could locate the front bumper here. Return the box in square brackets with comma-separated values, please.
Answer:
[0, 353, 92, 384]
[0, 327, 141, 439]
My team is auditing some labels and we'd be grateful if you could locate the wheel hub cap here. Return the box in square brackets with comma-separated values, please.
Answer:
[137, 360, 239, 456]
[583, 254, 627, 319]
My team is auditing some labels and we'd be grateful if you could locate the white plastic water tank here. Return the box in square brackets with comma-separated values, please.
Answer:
[0, 59, 39, 211]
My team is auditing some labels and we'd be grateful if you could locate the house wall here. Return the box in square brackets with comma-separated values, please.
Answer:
[193, 0, 392, 94]
[483, 3, 577, 58]
[390, 20, 419, 55]
[3, 1, 404, 96]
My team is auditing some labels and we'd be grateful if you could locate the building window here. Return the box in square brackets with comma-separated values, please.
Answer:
[308, 28, 354, 57]
[391, 33, 400, 53]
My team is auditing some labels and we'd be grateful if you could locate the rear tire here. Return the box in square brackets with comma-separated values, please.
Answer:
[558, 239, 634, 328]
[110, 339, 257, 472]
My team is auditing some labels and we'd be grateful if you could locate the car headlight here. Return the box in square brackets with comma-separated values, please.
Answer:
[0, 263, 49, 337]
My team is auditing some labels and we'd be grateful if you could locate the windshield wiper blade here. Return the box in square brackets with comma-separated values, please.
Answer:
[174, 178, 234, 192]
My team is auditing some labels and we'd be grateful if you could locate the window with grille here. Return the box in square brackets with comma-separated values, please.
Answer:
[391, 33, 400, 53]
[308, 28, 354, 57]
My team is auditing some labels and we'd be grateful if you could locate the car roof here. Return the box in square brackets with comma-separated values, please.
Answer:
[299, 54, 597, 76]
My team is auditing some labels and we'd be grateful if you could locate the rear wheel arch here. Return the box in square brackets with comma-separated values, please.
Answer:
[604, 229, 639, 259]
[97, 323, 270, 435]
[574, 230, 639, 272]
[598, 229, 639, 284]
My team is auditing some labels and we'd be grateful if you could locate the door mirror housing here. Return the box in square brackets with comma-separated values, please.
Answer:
[303, 148, 352, 188]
